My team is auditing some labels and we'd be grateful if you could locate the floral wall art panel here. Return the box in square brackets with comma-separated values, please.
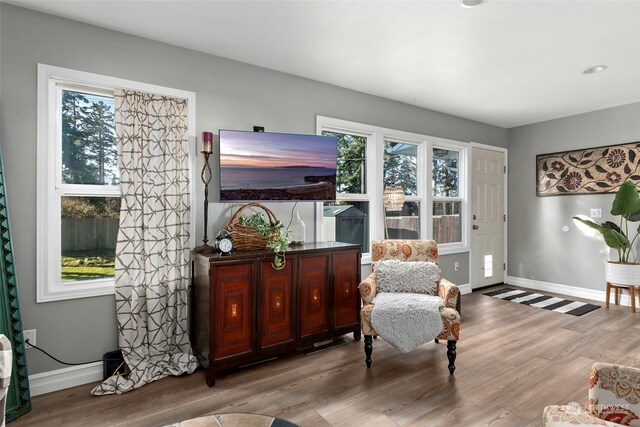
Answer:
[536, 142, 640, 196]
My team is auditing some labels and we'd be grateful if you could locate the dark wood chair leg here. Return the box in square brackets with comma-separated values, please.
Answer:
[364, 335, 373, 368]
[206, 368, 216, 387]
[447, 340, 457, 375]
[353, 330, 361, 341]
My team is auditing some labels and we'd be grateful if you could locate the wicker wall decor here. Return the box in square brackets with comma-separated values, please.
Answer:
[536, 141, 640, 196]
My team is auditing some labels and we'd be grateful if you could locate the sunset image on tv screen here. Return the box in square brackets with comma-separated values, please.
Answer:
[219, 130, 337, 201]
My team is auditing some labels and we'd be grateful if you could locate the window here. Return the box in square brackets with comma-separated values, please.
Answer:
[384, 140, 418, 196]
[60, 89, 119, 289]
[331, 131, 367, 195]
[37, 64, 196, 302]
[432, 147, 464, 244]
[321, 130, 372, 253]
[61, 196, 120, 282]
[60, 89, 118, 186]
[384, 140, 420, 239]
[317, 116, 468, 261]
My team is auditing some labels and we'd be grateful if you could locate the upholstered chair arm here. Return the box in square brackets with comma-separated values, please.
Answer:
[436, 306, 461, 341]
[360, 304, 375, 336]
[588, 363, 640, 424]
[358, 272, 377, 304]
[438, 278, 459, 310]
[543, 405, 622, 427]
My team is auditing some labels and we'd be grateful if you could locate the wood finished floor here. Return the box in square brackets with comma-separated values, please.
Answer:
[11, 285, 640, 427]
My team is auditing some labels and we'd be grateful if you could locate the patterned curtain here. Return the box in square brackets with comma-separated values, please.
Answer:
[92, 90, 198, 395]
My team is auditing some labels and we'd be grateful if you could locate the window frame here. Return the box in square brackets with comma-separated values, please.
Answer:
[37, 64, 197, 302]
[316, 116, 469, 263]
[382, 134, 426, 242]
[316, 118, 379, 263]
[429, 139, 469, 253]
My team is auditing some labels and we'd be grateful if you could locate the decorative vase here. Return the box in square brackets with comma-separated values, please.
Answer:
[605, 262, 640, 286]
[290, 210, 305, 246]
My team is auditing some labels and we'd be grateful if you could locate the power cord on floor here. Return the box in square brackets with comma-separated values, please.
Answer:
[25, 339, 101, 366]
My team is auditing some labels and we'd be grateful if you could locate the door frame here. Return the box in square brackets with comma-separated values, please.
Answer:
[469, 142, 508, 290]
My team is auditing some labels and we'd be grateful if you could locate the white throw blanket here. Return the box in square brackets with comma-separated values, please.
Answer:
[370, 292, 444, 353]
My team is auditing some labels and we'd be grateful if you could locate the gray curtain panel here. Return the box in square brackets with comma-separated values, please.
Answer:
[92, 89, 197, 395]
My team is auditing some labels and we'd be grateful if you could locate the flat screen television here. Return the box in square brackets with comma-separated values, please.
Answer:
[219, 130, 338, 202]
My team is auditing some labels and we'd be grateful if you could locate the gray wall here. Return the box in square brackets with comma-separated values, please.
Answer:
[1, 4, 507, 374]
[508, 102, 640, 290]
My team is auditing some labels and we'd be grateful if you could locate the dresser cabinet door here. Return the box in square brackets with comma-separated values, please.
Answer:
[259, 258, 295, 349]
[298, 254, 329, 338]
[212, 262, 254, 359]
[332, 250, 360, 329]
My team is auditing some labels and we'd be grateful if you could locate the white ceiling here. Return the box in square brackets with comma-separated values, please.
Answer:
[6, 0, 640, 128]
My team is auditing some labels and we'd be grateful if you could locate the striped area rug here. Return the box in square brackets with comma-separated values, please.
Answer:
[483, 287, 600, 316]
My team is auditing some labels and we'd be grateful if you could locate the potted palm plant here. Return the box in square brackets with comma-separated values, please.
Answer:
[573, 180, 640, 285]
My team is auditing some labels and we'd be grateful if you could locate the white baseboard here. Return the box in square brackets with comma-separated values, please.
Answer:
[458, 283, 472, 295]
[29, 361, 102, 396]
[507, 276, 635, 307]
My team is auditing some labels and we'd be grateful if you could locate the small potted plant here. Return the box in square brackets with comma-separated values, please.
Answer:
[573, 180, 640, 284]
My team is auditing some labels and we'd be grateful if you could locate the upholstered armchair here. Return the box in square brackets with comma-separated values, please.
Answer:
[358, 239, 461, 373]
[543, 363, 640, 427]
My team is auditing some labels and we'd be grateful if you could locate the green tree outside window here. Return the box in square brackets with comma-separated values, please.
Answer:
[322, 131, 366, 194]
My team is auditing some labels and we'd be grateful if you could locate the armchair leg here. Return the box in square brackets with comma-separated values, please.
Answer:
[364, 335, 373, 368]
[434, 339, 439, 343]
[447, 340, 457, 374]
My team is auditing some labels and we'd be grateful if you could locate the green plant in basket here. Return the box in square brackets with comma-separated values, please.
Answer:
[240, 212, 291, 269]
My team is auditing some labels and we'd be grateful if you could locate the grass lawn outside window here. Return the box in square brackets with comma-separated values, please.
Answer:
[61, 251, 115, 281]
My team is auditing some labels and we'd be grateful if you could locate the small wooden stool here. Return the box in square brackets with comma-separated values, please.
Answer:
[606, 282, 639, 313]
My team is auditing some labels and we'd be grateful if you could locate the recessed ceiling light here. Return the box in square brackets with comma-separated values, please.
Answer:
[583, 65, 608, 75]
[461, 0, 488, 7]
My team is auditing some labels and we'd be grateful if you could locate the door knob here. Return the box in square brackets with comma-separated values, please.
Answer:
[472, 225, 479, 230]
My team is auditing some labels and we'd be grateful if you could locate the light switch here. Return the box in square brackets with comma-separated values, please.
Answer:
[590, 208, 602, 218]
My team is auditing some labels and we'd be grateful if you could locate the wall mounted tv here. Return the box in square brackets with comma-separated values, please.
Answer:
[219, 130, 338, 202]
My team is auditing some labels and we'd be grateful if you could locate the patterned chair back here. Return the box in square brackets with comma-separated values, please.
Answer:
[0, 334, 12, 427]
[371, 239, 439, 265]
[588, 363, 640, 426]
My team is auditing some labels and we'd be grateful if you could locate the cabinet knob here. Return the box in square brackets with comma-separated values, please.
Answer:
[231, 303, 237, 318]
[275, 296, 281, 309]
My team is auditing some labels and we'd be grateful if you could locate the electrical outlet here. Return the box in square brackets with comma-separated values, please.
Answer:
[454, 261, 460, 271]
[23, 329, 36, 349]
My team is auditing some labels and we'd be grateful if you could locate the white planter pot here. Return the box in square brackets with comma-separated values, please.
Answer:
[605, 262, 640, 286]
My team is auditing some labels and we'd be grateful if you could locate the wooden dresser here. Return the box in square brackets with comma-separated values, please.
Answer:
[191, 241, 361, 386]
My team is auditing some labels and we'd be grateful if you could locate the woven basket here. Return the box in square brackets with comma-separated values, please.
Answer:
[226, 203, 279, 251]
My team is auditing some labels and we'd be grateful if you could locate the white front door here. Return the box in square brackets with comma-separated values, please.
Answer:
[471, 146, 506, 289]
